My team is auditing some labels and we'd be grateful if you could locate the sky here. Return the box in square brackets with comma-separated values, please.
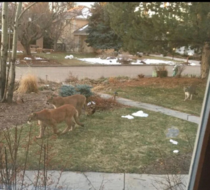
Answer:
[76, 2, 95, 7]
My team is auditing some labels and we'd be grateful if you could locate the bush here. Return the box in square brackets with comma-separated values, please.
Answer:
[59, 85, 77, 97]
[17, 74, 38, 93]
[75, 84, 93, 98]
[59, 84, 93, 98]
[153, 65, 168, 78]
[65, 71, 79, 83]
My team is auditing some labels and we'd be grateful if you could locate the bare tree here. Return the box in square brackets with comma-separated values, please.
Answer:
[7, 2, 22, 102]
[0, 2, 8, 101]
[0, 2, 36, 102]
[18, 2, 75, 55]
[47, 2, 74, 51]
[18, 3, 52, 55]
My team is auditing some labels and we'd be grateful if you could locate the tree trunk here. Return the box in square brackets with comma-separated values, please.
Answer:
[0, 2, 8, 101]
[23, 43, 31, 56]
[7, 2, 22, 102]
[54, 39, 57, 51]
[201, 42, 210, 79]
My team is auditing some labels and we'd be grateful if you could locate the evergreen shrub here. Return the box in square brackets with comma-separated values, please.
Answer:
[59, 85, 77, 97]
[75, 84, 93, 98]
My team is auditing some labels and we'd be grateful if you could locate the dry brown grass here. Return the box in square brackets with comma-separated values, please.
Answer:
[65, 71, 79, 84]
[108, 77, 117, 84]
[87, 95, 127, 112]
[17, 74, 39, 93]
[91, 85, 106, 92]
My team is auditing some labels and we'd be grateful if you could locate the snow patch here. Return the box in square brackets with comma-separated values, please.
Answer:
[24, 57, 32, 60]
[65, 55, 74, 59]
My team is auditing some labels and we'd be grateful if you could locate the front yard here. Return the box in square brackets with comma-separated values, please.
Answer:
[3, 106, 197, 174]
[0, 76, 205, 175]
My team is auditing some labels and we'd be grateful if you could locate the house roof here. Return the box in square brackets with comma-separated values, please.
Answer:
[73, 24, 89, 36]
[65, 5, 91, 20]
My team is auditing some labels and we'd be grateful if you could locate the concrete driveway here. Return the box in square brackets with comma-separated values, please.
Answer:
[16, 65, 200, 82]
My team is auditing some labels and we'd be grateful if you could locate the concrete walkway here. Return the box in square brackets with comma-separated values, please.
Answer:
[2, 94, 198, 190]
[98, 93, 200, 124]
[10, 171, 189, 190]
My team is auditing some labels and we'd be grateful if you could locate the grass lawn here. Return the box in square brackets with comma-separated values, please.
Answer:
[4, 107, 198, 174]
[103, 82, 206, 116]
[33, 52, 97, 66]
[30, 52, 184, 66]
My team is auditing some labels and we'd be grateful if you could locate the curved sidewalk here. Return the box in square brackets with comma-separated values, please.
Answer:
[98, 93, 200, 124]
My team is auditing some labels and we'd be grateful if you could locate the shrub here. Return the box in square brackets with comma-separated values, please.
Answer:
[108, 77, 117, 83]
[59, 85, 77, 97]
[65, 71, 79, 83]
[75, 84, 93, 98]
[17, 74, 38, 93]
[59, 84, 93, 98]
[153, 65, 168, 78]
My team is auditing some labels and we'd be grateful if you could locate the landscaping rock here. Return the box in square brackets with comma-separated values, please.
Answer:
[166, 127, 179, 138]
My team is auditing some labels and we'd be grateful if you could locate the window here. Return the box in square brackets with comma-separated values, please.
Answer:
[187, 71, 210, 190]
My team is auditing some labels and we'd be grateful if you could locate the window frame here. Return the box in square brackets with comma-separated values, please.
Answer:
[187, 70, 210, 190]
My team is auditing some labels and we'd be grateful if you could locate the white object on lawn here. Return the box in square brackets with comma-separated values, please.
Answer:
[121, 115, 134, 119]
[132, 110, 149, 117]
[173, 150, 179, 153]
[170, 139, 178, 145]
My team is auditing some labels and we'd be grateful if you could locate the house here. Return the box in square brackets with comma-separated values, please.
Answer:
[60, 5, 95, 53]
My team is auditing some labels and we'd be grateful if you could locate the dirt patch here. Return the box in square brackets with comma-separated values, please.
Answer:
[105, 77, 206, 88]
[0, 90, 54, 130]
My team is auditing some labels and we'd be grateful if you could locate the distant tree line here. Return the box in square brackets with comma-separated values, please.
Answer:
[86, 2, 210, 78]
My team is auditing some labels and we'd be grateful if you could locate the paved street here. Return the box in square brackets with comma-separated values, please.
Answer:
[16, 65, 200, 82]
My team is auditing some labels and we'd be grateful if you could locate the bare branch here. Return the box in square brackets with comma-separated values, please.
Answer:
[18, 2, 37, 21]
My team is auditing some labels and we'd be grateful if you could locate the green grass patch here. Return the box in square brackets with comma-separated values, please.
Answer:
[4, 107, 198, 174]
[105, 85, 205, 116]
[33, 52, 97, 66]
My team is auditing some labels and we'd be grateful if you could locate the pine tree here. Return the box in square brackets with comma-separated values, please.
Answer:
[107, 2, 210, 78]
[85, 2, 122, 51]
